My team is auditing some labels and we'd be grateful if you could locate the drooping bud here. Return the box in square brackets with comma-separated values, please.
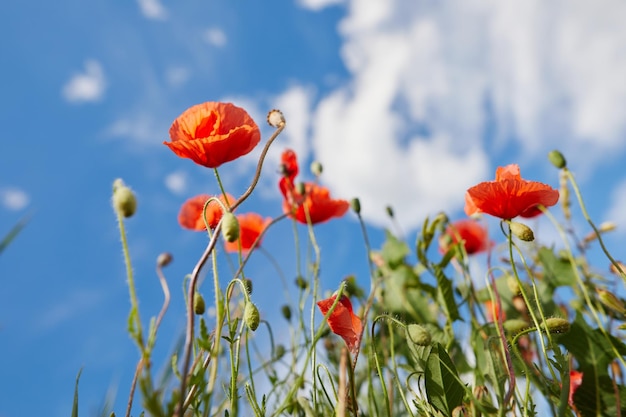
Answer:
[157, 252, 173, 268]
[281, 305, 292, 321]
[244, 278, 253, 294]
[244, 302, 260, 331]
[503, 319, 531, 335]
[221, 212, 240, 243]
[544, 317, 571, 334]
[406, 324, 432, 346]
[267, 109, 285, 128]
[548, 150, 567, 169]
[385, 205, 394, 218]
[194, 292, 206, 315]
[295, 275, 308, 290]
[597, 288, 626, 315]
[509, 221, 534, 242]
[610, 261, 626, 277]
[274, 344, 286, 360]
[350, 198, 361, 214]
[112, 179, 137, 218]
[310, 161, 323, 177]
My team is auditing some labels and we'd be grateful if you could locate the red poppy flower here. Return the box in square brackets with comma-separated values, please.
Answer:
[465, 164, 559, 220]
[278, 149, 349, 225]
[440, 219, 491, 255]
[569, 370, 583, 406]
[317, 294, 362, 355]
[164, 102, 261, 168]
[178, 193, 236, 231]
[223, 212, 271, 254]
[484, 300, 505, 322]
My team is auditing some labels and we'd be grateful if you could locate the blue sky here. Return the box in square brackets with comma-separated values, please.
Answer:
[2, 1, 626, 416]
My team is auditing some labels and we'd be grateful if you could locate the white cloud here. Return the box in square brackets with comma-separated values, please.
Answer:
[286, 0, 626, 230]
[62, 60, 106, 103]
[203, 28, 227, 47]
[165, 171, 188, 195]
[106, 112, 168, 145]
[297, 0, 344, 11]
[165, 66, 190, 88]
[137, 0, 168, 20]
[0, 187, 30, 211]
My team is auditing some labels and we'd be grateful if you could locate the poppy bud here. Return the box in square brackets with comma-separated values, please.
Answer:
[548, 150, 567, 169]
[386, 205, 394, 218]
[274, 344, 286, 360]
[244, 278, 253, 294]
[267, 109, 285, 128]
[610, 261, 626, 276]
[221, 212, 240, 243]
[406, 324, 431, 346]
[295, 275, 308, 290]
[503, 319, 531, 335]
[194, 292, 206, 315]
[350, 198, 361, 214]
[507, 276, 520, 295]
[112, 179, 137, 218]
[244, 302, 260, 331]
[544, 317, 570, 334]
[296, 182, 306, 196]
[157, 252, 173, 268]
[597, 288, 626, 315]
[281, 305, 292, 321]
[310, 161, 323, 177]
[509, 221, 534, 242]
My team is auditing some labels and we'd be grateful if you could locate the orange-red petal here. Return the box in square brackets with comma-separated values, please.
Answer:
[464, 164, 559, 220]
[164, 102, 261, 168]
[223, 212, 271, 253]
[282, 183, 349, 224]
[569, 370, 583, 406]
[440, 219, 491, 255]
[317, 294, 362, 355]
[178, 193, 236, 231]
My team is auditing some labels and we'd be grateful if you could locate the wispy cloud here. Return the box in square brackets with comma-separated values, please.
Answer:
[105, 111, 168, 145]
[297, 0, 344, 11]
[62, 60, 106, 103]
[203, 28, 227, 47]
[288, 0, 626, 230]
[137, 0, 168, 20]
[164, 170, 188, 195]
[606, 178, 626, 234]
[0, 187, 30, 211]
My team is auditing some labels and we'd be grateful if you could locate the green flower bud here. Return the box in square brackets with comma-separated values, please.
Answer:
[281, 305, 292, 321]
[548, 150, 567, 169]
[544, 317, 570, 334]
[274, 344, 286, 360]
[597, 288, 626, 315]
[244, 278, 253, 294]
[385, 205, 394, 218]
[296, 182, 306, 196]
[112, 179, 137, 218]
[221, 212, 240, 243]
[503, 319, 531, 335]
[310, 161, 323, 177]
[295, 275, 308, 290]
[509, 221, 534, 242]
[244, 302, 260, 331]
[407, 324, 431, 346]
[194, 292, 206, 315]
[350, 198, 361, 214]
[157, 252, 173, 268]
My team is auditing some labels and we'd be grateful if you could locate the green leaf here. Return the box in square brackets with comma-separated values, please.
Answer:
[425, 343, 464, 417]
[382, 265, 434, 323]
[71, 368, 82, 417]
[537, 246, 576, 288]
[434, 267, 460, 322]
[380, 230, 409, 268]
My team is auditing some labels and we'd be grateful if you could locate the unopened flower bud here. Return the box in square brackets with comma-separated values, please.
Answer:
[597, 288, 626, 315]
[407, 324, 431, 346]
[509, 221, 534, 242]
[244, 302, 260, 331]
[274, 344, 286, 360]
[507, 276, 520, 295]
[599, 221, 617, 233]
[310, 161, 323, 177]
[296, 182, 306, 196]
[610, 261, 626, 276]
[350, 198, 361, 214]
[544, 317, 570, 334]
[244, 278, 253, 294]
[548, 150, 567, 169]
[503, 319, 531, 335]
[157, 252, 173, 267]
[386, 205, 394, 218]
[194, 292, 206, 315]
[112, 179, 137, 218]
[295, 275, 308, 290]
[267, 109, 285, 127]
[281, 305, 292, 321]
[221, 212, 240, 243]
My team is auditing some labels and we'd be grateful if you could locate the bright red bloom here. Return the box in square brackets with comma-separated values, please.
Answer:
[279, 149, 349, 225]
[223, 213, 271, 254]
[178, 193, 236, 231]
[569, 370, 583, 406]
[164, 102, 261, 168]
[484, 299, 506, 322]
[317, 294, 363, 355]
[440, 219, 491, 255]
[465, 164, 559, 220]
